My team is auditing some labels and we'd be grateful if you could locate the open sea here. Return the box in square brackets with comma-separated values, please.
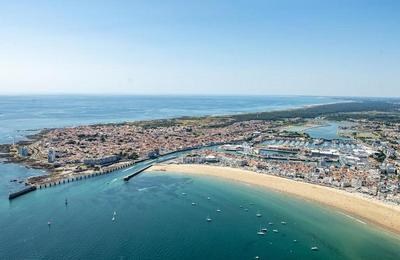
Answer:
[0, 95, 399, 259]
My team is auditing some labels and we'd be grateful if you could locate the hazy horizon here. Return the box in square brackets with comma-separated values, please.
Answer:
[0, 93, 398, 99]
[1, 1, 399, 96]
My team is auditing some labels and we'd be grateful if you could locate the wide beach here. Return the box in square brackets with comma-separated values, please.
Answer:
[148, 164, 400, 236]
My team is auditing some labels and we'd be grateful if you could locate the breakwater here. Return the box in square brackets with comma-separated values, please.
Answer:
[8, 185, 37, 200]
[35, 160, 136, 189]
[12, 141, 239, 196]
[123, 165, 153, 181]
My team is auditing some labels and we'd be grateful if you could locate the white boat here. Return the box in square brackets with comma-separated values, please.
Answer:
[113, 211, 117, 216]
[192, 202, 196, 206]
[182, 192, 187, 195]
[207, 197, 211, 200]
[261, 227, 267, 232]
[257, 226, 266, 235]
[272, 229, 278, 233]
[244, 208, 249, 211]
[281, 221, 287, 225]
[256, 211, 262, 217]
[311, 246, 319, 251]
[112, 216, 115, 221]
[268, 222, 274, 225]
[216, 209, 221, 212]
[206, 215, 212, 222]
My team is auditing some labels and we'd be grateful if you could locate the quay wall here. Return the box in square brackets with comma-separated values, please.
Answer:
[18, 140, 248, 195]
[36, 160, 136, 189]
[123, 165, 153, 181]
[9, 185, 37, 200]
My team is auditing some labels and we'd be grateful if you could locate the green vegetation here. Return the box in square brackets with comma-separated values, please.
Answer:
[135, 100, 400, 129]
[230, 101, 400, 122]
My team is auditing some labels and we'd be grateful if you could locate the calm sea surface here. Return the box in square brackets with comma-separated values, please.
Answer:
[0, 95, 399, 259]
[0, 95, 340, 144]
[0, 167, 399, 259]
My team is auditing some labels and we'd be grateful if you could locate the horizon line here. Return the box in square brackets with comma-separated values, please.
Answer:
[0, 93, 398, 99]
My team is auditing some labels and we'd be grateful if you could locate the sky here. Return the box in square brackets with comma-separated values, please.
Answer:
[0, 0, 399, 96]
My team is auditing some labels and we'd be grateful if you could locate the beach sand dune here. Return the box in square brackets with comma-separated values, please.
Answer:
[147, 164, 400, 235]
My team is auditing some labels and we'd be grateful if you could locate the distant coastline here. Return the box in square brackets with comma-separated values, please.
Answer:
[148, 164, 400, 236]
[2, 100, 399, 183]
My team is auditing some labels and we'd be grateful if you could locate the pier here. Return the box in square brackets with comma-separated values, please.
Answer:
[9, 185, 37, 200]
[123, 165, 153, 181]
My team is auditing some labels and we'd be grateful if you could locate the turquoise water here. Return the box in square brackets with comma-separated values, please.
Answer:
[0, 167, 399, 259]
[1, 95, 399, 259]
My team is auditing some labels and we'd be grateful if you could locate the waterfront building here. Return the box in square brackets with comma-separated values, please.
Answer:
[48, 148, 56, 163]
[19, 146, 29, 157]
[83, 155, 120, 166]
[242, 142, 252, 155]
[148, 149, 160, 159]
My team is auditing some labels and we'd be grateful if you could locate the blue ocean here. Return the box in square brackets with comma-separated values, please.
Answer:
[0, 95, 340, 144]
[0, 95, 399, 259]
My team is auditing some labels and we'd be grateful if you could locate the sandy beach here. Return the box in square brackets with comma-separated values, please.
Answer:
[147, 164, 400, 236]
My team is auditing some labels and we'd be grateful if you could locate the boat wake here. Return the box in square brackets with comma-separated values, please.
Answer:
[122, 166, 135, 172]
[138, 186, 157, 192]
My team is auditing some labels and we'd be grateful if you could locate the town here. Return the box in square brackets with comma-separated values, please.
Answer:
[7, 108, 400, 205]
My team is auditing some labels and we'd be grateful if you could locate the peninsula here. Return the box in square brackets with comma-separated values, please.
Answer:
[4, 100, 400, 218]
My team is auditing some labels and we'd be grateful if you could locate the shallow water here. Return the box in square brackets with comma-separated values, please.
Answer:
[0, 166, 399, 259]
[1, 95, 398, 259]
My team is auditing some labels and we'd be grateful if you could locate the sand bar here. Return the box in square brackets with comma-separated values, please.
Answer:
[147, 164, 400, 236]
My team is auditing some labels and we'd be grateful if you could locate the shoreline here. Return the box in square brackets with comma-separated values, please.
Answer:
[147, 163, 400, 236]
[3, 99, 349, 147]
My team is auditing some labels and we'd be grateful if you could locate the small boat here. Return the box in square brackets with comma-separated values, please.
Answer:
[311, 246, 319, 251]
[268, 222, 274, 225]
[261, 227, 267, 232]
[239, 205, 243, 208]
[272, 229, 278, 233]
[257, 226, 265, 235]
[206, 215, 212, 222]
[207, 197, 211, 200]
[182, 192, 187, 195]
[244, 208, 249, 212]
[293, 240, 297, 243]
[113, 211, 117, 216]
[256, 211, 262, 217]
[191, 202, 196, 206]
[216, 209, 221, 212]
[281, 221, 287, 225]
[112, 216, 115, 221]
[47, 221, 51, 226]
[254, 256, 260, 260]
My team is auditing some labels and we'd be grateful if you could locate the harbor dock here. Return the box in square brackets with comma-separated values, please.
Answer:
[9, 185, 37, 200]
[123, 165, 153, 181]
